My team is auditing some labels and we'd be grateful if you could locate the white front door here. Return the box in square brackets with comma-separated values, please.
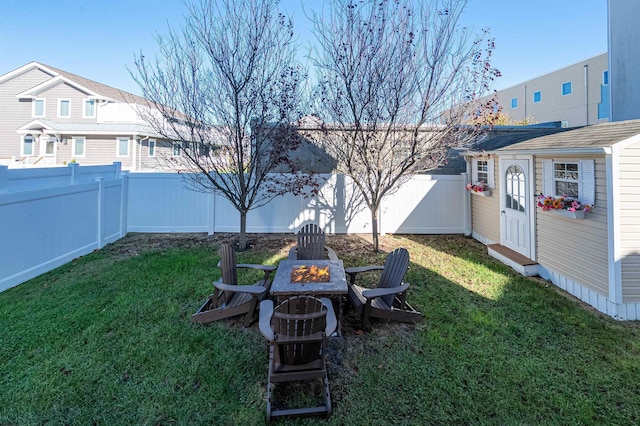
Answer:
[500, 159, 531, 258]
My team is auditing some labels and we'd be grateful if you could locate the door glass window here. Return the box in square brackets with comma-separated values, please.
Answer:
[505, 165, 526, 213]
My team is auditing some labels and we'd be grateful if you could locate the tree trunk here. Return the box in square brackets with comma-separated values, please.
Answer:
[371, 206, 379, 252]
[239, 210, 247, 251]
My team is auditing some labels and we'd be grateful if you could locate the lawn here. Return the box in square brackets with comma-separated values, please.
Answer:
[1, 233, 640, 425]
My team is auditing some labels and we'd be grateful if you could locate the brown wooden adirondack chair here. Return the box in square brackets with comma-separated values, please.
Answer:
[191, 244, 276, 326]
[259, 296, 337, 421]
[288, 223, 338, 261]
[346, 247, 423, 330]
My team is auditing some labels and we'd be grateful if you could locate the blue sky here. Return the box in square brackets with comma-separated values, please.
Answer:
[0, 0, 607, 95]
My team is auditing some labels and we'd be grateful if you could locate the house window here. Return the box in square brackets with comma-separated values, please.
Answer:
[505, 165, 526, 212]
[542, 159, 595, 206]
[83, 99, 96, 118]
[603, 70, 609, 85]
[45, 137, 55, 155]
[561, 82, 572, 96]
[172, 142, 182, 157]
[73, 137, 86, 157]
[533, 91, 541, 103]
[553, 162, 579, 198]
[22, 135, 34, 155]
[33, 99, 45, 117]
[58, 99, 71, 117]
[471, 157, 494, 188]
[117, 138, 129, 157]
[511, 98, 518, 109]
[148, 139, 156, 157]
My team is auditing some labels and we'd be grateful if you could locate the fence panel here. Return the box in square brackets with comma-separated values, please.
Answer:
[126, 172, 465, 235]
[0, 163, 126, 292]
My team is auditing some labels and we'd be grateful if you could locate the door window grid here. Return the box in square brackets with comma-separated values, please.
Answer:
[505, 165, 525, 213]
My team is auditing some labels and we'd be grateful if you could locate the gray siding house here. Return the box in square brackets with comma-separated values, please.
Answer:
[0, 62, 177, 171]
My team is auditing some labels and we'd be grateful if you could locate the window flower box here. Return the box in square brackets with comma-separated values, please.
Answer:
[465, 182, 491, 197]
[548, 208, 586, 219]
[536, 194, 592, 219]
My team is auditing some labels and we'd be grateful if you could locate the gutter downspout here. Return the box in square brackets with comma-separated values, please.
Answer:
[138, 136, 149, 171]
[584, 64, 589, 125]
[463, 157, 472, 237]
[523, 85, 527, 120]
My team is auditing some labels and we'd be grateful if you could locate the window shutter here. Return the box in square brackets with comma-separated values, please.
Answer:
[579, 160, 595, 206]
[487, 158, 495, 188]
[542, 159, 554, 195]
[471, 158, 479, 183]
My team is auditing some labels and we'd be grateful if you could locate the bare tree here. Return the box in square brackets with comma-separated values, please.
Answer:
[308, 0, 500, 251]
[132, 0, 315, 250]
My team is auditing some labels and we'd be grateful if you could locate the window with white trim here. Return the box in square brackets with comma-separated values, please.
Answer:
[58, 99, 71, 117]
[33, 99, 45, 117]
[542, 159, 595, 206]
[172, 142, 182, 157]
[471, 157, 495, 188]
[73, 137, 86, 157]
[83, 99, 96, 118]
[148, 139, 156, 157]
[22, 135, 34, 155]
[117, 137, 130, 157]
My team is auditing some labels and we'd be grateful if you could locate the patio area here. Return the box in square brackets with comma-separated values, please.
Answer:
[1, 233, 640, 424]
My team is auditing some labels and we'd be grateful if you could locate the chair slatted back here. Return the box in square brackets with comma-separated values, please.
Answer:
[296, 224, 326, 260]
[219, 244, 238, 305]
[378, 248, 410, 306]
[272, 296, 327, 366]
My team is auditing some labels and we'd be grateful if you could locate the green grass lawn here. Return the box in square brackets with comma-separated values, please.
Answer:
[1, 233, 640, 425]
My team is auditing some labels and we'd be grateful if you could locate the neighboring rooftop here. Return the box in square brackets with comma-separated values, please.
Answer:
[497, 119, 640, 152]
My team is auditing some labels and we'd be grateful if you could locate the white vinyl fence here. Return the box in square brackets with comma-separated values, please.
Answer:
[0, 163, 127, 292]
[127, 173, 466, 235]
[1, 163, 467, 292]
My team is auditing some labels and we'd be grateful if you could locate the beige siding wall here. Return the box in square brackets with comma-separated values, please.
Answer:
[619, 142, 640, 302]
[39, 83, 96, 123]
[471, 159, 500, 243]
[535, 155, 609, 296]
[0, 68, 53, 157]
[58, 136, 135, 169]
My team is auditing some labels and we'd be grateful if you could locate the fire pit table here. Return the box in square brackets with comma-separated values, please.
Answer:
[270, 259, 348, 300]
[270, 259, 348, 335]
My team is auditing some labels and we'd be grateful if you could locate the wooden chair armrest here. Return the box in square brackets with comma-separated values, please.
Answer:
[325, 246, 339, 261]
[236, 264, 276, 280]
[236, 264, 276, 272]
[259, 300, 275, 340]
[345, 265, 385, 275]
[320, 297, 338, 336]
[213, 281, 267, 296]
[344, 265, 384, 285]
[361, 283, 410, 300]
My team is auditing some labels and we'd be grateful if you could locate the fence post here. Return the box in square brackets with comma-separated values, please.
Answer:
[461, 172, 472, 237]
[0, 165, 7, 193]
[68, 162, 79, 185]
[120, 171, 129, 238]
[96, 177, 104, 248]
[207, 190, 216, 235]
[113, 161, 121, 179]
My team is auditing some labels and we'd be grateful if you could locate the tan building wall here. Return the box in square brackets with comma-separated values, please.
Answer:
[619, 141, 640, 302]
[493, 53, 609, 128]
[534, 155, 609, 296]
